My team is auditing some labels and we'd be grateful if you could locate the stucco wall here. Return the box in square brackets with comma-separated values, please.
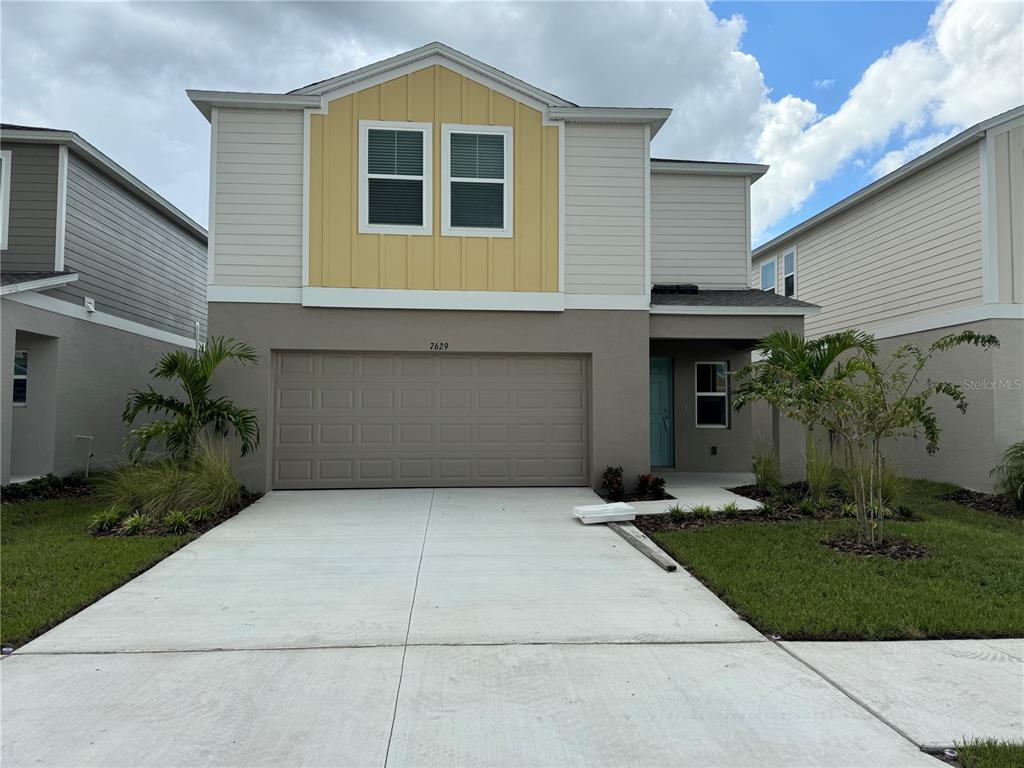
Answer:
[1, 299, 190, 483]
[208, 304, 650, 492]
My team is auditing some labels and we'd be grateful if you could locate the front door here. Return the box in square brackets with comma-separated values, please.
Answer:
[649, 357, 674, 468]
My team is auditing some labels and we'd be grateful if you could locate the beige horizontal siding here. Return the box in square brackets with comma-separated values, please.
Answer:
[563, 123, 646, 295]
[213, 108, 304, 288]
[759, 144, 983, 336]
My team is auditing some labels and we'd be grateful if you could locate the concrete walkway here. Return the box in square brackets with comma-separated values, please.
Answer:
[2, 488, 941, 766]
[630, 471, 762, 515]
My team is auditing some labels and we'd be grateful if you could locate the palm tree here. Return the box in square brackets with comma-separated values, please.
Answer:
[122, 337, 260, 461]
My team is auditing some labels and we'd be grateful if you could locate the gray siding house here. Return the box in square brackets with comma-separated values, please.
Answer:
[1, 125, 207, 484]
[752, 105, 1024, 491]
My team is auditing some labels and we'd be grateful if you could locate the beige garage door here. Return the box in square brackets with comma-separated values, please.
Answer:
[272, 352, 589, 489]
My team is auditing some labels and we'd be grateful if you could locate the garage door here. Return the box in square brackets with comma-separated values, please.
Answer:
[272, 352, 589, 489]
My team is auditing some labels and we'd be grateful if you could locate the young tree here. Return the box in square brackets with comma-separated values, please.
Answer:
[123, 337, 260, 461]
[735, 330, 999, 545]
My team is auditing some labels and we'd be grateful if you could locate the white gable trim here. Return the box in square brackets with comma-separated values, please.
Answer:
[296, 42, 572, 110]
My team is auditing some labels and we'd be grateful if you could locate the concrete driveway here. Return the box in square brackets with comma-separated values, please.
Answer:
[1, 488, 935, 767]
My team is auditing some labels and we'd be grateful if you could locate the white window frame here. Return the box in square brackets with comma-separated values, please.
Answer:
[695, 361, 729, 429]
[441, 124, 514, 238]
[13, 348, 27, 407]
[760, 260, 775, 292]
[0, 150, 12, 250]
[358, 120, 433, 236]
[782, 249, 796, 298]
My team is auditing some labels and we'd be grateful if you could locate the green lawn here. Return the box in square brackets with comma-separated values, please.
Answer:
[956, 740, 1024, 768]
[652, 480, 1024, 640]
[1, 494, 194, 648]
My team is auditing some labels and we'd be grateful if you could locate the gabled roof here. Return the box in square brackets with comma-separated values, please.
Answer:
[289, 41, 575, 108]
[188, 42, 674, 136]
[753, 104, 1024, 259]
[0, 124, 207, 242]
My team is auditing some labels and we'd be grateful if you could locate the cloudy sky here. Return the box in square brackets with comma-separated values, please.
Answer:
[2, 0, 1021, 244]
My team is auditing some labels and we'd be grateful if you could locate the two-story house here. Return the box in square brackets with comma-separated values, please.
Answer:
[0, 125, 208, 484]
[189, 42, 817, 493]
[752, 105, 1024, 491]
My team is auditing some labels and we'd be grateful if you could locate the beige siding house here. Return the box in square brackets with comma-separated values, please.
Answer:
[188, 43, 817, 493]
[752, 105, 1024, 491]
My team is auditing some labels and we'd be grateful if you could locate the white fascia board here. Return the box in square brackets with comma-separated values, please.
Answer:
[650, 304, 821, 317]
[186, 90, 321, 121]
[207, 285, 302, 304]
[564, 294, 650, 310]
[868, 304, 1024, 340]
[547, 107, 673, 137]
[0, 273, 78, 296]
[302, 287, 565, 312]
[291, 42, 573, 109]
[651, 159, 769, 181]
[1, 128, 208, 243]
[4, 290, 197, 348]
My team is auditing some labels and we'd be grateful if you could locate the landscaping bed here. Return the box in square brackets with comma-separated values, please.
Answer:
[940, 488, 1019, 517]
[646, 480, 1024, 640]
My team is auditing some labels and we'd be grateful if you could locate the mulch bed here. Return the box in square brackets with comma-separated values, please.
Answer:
[940, 488, 1020, 517]
[822, 532, 929, 560]
[0, 473, 95, 503]
[634, 508, 802, 534]
[600, 493, 676, 503]
[93, 489, 262, 538]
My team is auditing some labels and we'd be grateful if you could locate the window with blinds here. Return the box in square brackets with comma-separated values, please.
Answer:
[442, 125, 513, 237]
[359, 121, 432, 235]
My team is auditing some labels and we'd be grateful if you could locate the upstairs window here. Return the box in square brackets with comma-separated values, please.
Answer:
[695, 362, 729, 428]
[442, 125, 513, 237]
[359, 121, 432, 235]
[760, 260, 776, 292]
[783, 250, 796, 297]
[12, 349, 27, 405]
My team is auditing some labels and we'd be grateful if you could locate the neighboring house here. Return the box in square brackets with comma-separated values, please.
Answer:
[752, 105, 1024, 491]
[188, 42, 817, 493]
[0, 125, 208, 484]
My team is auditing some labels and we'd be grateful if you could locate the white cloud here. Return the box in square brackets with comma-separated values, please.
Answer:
[814, 78, 836, 89]
[870, 129, 960, 178]
[0, 0, 1020, 240]
[750, 0, 1023, 240]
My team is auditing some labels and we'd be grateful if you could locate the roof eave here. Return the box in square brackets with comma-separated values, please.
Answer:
[651, 159, 769, 181]
[0, 272, 79, 296]
[186, 90, 323, 121]
[649, 304, 821, 317]
[547, 107, 673, 137]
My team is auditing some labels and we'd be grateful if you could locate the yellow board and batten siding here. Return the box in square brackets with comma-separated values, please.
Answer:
[308, 65, 559, 292]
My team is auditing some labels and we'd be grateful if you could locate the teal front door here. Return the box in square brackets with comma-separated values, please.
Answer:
[650, 357, 674, 467]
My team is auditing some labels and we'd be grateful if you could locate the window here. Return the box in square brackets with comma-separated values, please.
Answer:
[359, 121, 432, 235]
[0, 149, 11, 250]
[760, 260, 775, 292]
[13, 349, 27, 405]
[442, 124, 513, 237]
[695, 362, 729, 428]
[782, 250, 796, 297]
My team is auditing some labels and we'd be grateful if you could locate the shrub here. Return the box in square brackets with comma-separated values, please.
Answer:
[99, 439, 243, 520]
[164, 510, 193, 535]
[635, 473, 667, 500]
[601, 466, 625, 502]
[991, 441, 1024, 512]
[691, 504, 715, 519]
[805, 454, 836, 501]
[187, 505, 215, 525]
[752, 448, 780, 495]
[668, 504, 687, 523]
[88, 505, 127, 534]
[720, 501, 741, 517]
[119, 512, 152, 536]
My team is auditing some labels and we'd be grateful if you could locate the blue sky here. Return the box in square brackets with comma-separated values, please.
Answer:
[1, 1, 1020, 244]
[716, 1, 945, 240]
